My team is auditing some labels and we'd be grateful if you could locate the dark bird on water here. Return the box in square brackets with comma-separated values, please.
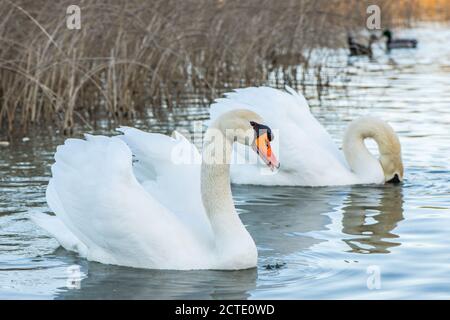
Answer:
[383, 29, 418, 50]
[348, 34, 377, 58]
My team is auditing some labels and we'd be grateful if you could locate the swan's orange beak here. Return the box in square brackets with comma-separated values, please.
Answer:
[253, 132, 280, 171]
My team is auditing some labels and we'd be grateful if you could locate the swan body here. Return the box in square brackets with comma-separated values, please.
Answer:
[32, 110, 277, 270]
[209, 86, 403, 186]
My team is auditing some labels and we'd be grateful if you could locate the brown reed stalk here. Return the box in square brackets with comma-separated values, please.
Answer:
[0, 0, 446, 137]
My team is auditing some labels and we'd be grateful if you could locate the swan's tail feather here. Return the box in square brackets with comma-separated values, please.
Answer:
[30, 212, 88, 256]
[46, 179, 65, 220]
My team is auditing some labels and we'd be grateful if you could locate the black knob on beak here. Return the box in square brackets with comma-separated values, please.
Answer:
[387, 174, 401, 184]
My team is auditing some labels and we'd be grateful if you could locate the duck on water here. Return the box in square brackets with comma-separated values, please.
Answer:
[383, 29, 418, 50]
[348, 34, 377, 58]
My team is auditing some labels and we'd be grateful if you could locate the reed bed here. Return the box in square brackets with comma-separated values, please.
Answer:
[0, 0, 447, 137]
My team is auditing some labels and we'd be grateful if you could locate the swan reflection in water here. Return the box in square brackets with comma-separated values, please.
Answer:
[341, 185, 404, 254]
[56, 257, 257, 300]
[56, 185, 337, 299]
[55, 184, 403, 299]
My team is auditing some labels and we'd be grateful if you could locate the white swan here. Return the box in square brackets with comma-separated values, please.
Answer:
[31, 109, 279, 270]
[210, 86, 403, 186]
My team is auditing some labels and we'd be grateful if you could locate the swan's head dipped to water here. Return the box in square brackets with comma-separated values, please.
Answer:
[379, 135, 403, 183]
[343, 116, 403, 184]
[205, 109, 279, 170]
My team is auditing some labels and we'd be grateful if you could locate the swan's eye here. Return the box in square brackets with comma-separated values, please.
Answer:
[267, 129, 274, 141]
[250, 121, 273, 141]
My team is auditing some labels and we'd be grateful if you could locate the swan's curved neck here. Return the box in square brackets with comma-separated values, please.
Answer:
[342, 117, 389, 181]
[200, 122, 249, 241]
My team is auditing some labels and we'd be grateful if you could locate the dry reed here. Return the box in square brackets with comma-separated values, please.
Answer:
[0, 0, 447, 137]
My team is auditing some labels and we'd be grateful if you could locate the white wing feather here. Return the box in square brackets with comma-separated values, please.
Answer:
[116, 127, 210, 237]
[38, 134, 212, 269]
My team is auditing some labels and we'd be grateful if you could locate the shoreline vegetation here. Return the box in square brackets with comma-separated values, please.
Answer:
[0, 0, 449, 139]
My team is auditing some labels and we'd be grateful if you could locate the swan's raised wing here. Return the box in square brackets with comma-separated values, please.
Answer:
[116, 127, 209, 233]
[39, 135, 210, 269]
[209, 86, 350, 185]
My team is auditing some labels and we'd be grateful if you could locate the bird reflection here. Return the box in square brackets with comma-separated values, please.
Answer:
[55, 184, 337, 299]
[233, 184, 337, 259]
[341, 185, 404, 254]
[52, 184, 404, 299]
[55, 255, 257, 300]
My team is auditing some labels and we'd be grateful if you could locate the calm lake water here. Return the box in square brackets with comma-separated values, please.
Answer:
[1, 24, 449, 299]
